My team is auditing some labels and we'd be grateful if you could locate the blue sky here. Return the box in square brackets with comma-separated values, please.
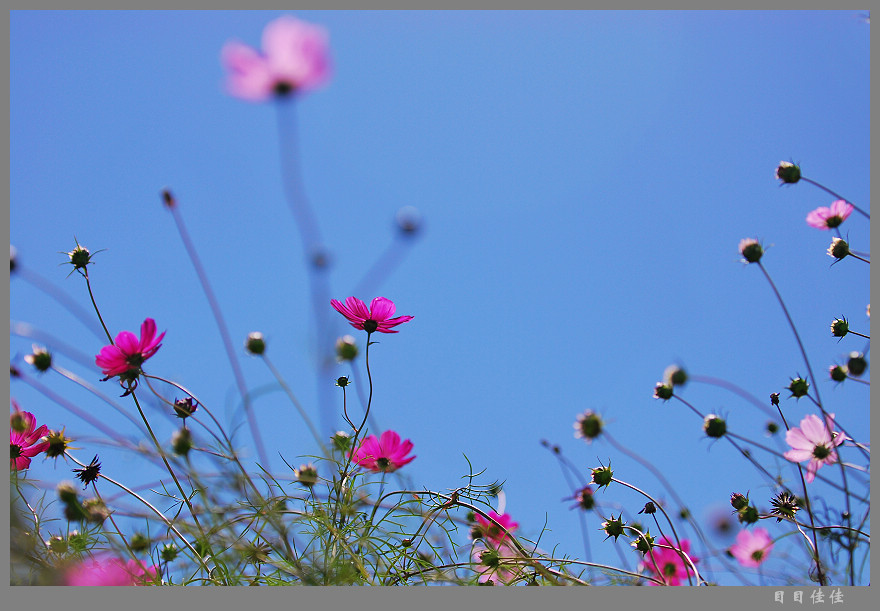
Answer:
[10, 10, 870, 585]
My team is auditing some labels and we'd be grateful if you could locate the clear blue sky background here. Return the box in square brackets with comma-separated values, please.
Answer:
[10, 10, 870, 585]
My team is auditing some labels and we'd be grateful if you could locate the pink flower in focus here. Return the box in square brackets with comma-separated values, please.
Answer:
[65, 557, 159, 586]
[806, 200, 853, 230]
[95, 318, 165, 379]
[783, 413, 845, 483]
[10, 402, 50, 471]
[331, 296, 414, 334]
[474, 511, 519, 545]
[351, 430, 415, 473]
[639, 537, 699, 586]
[221, 15, 331, 102]
[729, 528, 774, 568]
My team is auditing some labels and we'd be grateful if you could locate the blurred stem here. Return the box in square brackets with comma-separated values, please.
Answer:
[164, 197, 268, 468]
[800, 176, 869, 219]
[260, 353, 326, 453]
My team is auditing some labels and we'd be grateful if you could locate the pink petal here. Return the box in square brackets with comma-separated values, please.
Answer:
[785, 427, 812, 452]
[114, 331, 140, 355]
[369, 297, 397, 322]
[345, 296, 370, 321]
[799, 414, 828, 445]
[784, 447, 813, 463]
[379, 430, 402, 452]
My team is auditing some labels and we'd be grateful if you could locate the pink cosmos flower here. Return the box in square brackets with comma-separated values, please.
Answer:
[350, 430, 415, 473]
[221, 15, 331, 102]
[331, 296, 414, 334]
[729, 528, 774, 568]
[10, 402, 50, 471]
[640, 537, 699, 586]
[65, 557, 159, 586]
[471, 541, 520, 584]
[806, 200, 854, 230]
[95, 318, 165, 379]
[784, 413, 845, 483]
[474, 511, 519, 545]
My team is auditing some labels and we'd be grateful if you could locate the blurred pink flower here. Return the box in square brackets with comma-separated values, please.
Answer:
[806, 200, 853, 230]
[95, 318, 165, 379]
[471, 542, 519, 584]
[331, 296, 414, 334]
[351, 430, 415, 473]
[640, 537, 699, 586]
[474, 511, 519, 545]
[784, 413, 845, 483]
[10, 402, 50, 471]
[222, 15, 331, 102]
[729, 528, 774, 568]
[65, 557, 158, 586]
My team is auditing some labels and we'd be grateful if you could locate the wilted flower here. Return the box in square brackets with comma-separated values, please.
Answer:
[44, 428, 76, 459]
[350, 430, 415, 473]
[769, 491, 800, 522]
[784, 413, 845, 483]
[729, 528, 774, 568]
[331, 296, 414, 334]
[10, 404, 50, 470]
[95, 318, 165, 382]
[65, 557, 159, 586]
[222, 15, 331, 102]
[639, 537, 699, 586]
[806, 200, 853, 230]
[72, 455, 102, 488]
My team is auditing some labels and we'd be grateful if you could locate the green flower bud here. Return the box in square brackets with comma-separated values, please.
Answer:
[775, 161, 801, 184]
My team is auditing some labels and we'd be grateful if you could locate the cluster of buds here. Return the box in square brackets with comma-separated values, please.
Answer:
[730, 492, 759, 524]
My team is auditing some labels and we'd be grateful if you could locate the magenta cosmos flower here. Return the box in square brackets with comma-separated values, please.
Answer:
[729, 528, 774, 568]
[331, 296, 414, 334]
[351, 430, 415, 473]
[95, 318, 165, 380]
[10, 403, 50, 471]
[784, 413, 845, 483]
[806, 200, 854, 230]
[474, 511, 519, 545]
[640, 537, 699, 586]
[65, 557, 159, 586]
[221, 15, 331, 102]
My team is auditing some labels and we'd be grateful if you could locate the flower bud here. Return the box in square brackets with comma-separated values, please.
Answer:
[335, 335, 358, 361]
[590, 462, 613, 489]
[573, 409, 603, 442]
[775, 161, 801, 184]
[847, 352, 867, 377]
[770, 392, 780, 406]
[295, 463, 319, 487]
[664, 365, 688, 387]
[830, 317, 849, 338]
[739, 238, 764, 263]
[631, 531, 655, 554]
[829, 365, 847, 383]
[129, 533, 151, 553]
[24, 345, 52, 372]
[46, 535, 68, 554]
[331, 431, 351, 452]
[172, 428, 193, 456]
[574, 486, 595, 511]
[737, 505, 759, 525]
[82, 497, 109, 524]
[395, 205, 423, 237]
[653, 382, 673, 401]
[703, 414, 727, 438]
[638, 502, 656, 515]
[765, 421, 779, 435]
[601, 514, 626, 541]
[10, 410, 28, 434]
[730, 492, 749, 511]
[245, 332, 266, 355]
[160, 543, 179, 563]
[827, 237, 850, 260]
[173, 397, 198, 419]
[787, 377, 809, 399]
[335, 376, 350, 388]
